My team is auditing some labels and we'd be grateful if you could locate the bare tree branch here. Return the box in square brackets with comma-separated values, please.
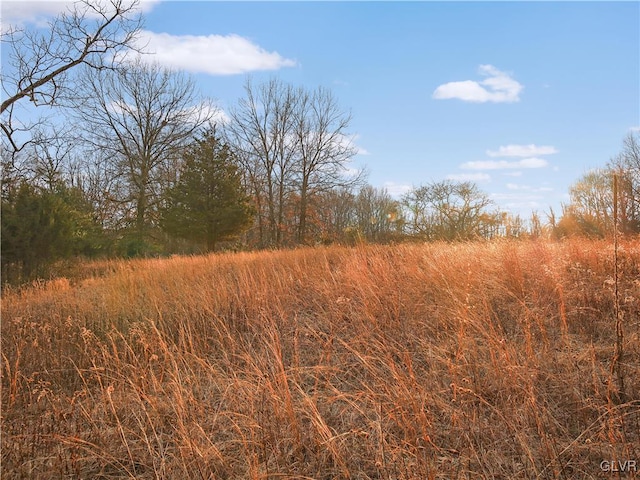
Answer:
[1, 0, 144, 152]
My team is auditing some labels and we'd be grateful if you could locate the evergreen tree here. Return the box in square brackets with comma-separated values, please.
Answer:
[1, 182, 101, 282]
[161, 131, 253, 251]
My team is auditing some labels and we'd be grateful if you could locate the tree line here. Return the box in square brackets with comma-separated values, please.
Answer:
[552, 133, 640, 238]
[2, 0, 639, 284]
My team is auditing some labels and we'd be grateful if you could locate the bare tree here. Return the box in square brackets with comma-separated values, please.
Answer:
[353, 185, 403, 243]
[313, 187, 357, 243]
[225, 78, 362, 246]
[609, 131, 640, 233]
[566, 169, 614, 235]
[26, 126, 79, 190]
[72, 59, 214, 235]
[402, 181, 494, 241]
[1, 0, 144, 153]
[225, 78, 299, 247]
[67, 148, 125, 231]
[401, 184, 434, 239]
[0, 122, 79, 205]
[293, 86, 361, 243]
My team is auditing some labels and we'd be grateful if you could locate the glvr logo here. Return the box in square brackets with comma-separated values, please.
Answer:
[600, 460, 638, 473]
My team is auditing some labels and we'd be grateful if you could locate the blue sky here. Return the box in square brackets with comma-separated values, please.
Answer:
[3, 1, 639, 219]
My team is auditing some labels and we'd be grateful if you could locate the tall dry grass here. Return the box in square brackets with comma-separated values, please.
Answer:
[1, 238, 639, 479]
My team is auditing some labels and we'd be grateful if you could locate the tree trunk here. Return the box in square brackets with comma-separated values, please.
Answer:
[298, 175, 309, 244]
[136, 190, 147, 235]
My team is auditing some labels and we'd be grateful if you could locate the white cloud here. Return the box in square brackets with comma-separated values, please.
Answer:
[342, 134, 369, 156]
[461, 157, 548, 170]
[107, 99, 228, 125]
[345, 134, 370, 155]
[1, 0, 159, 28]
[446, 172, 491, 182]
[504, 201, 543, 210]
[383, 182, 412, 197]
[503, 171, 523, 177]
[1, 2, 68, 27]
[506, 183, 554, 192]
[491, 191, 545, 211]
[432, 65, 523, 103]
[491, 192, 544, 202]
[486, 144, 558, 157]
[340, 165, 362, 179]
[128, 30, 296, 75]
[133, 0, 160, 14]
[210, 108, 230, 125]
[305, 133, 367, 156]
[630, 126, 640, 132]
[184, 103, 230, 125]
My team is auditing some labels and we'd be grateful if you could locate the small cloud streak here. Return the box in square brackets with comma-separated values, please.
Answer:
[461, 158, 548, 170]
[340, 165, 362, 179]
[346, 134, 370, 156]
[185, 103, 230, 125]
[383, 182, 412, 197]
[491, 192, 544, 202]
[107, 99, 227, 126]
[446, 172, 491, 182]
[506, 183, 553, 192]
[487, 144, 558, 157]
[129, 30, 296, 75]
[432, 65, 523, 103]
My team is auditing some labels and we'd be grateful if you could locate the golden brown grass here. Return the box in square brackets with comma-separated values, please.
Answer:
[2, 238, 639, 479]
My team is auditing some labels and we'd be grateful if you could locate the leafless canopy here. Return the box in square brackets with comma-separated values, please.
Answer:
[610, 131, 640, 232]
[72, 59, 215, 232]
[225, 78, 363, 246]
[1, 0, 144, 152]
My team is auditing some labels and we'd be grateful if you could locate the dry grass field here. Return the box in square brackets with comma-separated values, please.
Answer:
[1, 239, 639, 479]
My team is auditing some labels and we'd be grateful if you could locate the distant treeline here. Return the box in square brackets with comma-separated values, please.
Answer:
[2, 128, 638, 285]
[1, 0, 638, 285]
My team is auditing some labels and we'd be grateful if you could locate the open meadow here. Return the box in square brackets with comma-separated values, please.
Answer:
[2, 238, 639, 479]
